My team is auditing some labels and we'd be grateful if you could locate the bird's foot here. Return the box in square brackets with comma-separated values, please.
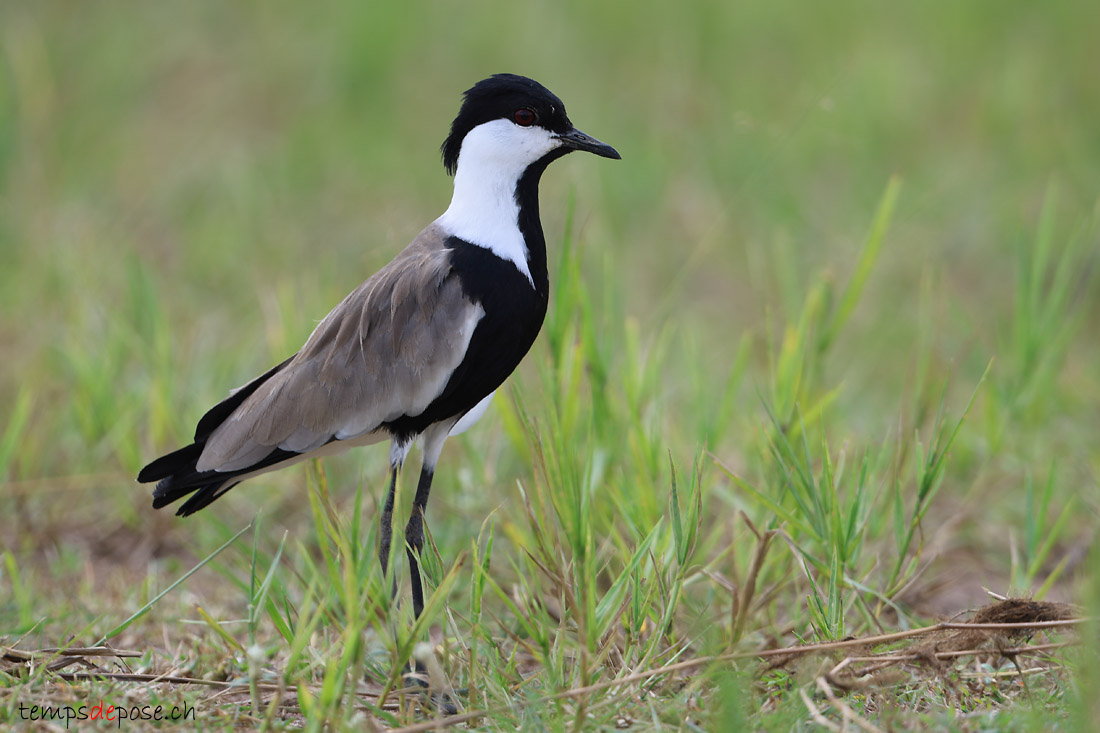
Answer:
[402, 662, 462, 716]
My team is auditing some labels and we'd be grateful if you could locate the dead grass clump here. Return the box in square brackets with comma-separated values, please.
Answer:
[791, 598, 1082, 729]
[907, 598, 1078, 664]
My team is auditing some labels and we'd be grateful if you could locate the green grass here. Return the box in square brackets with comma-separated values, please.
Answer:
[2, 0, 1099, 729]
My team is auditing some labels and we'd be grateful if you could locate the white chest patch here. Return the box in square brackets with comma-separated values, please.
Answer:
[435, 119, 561, 287]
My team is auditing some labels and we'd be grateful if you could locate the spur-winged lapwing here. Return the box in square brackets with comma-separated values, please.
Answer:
[138, 74, 620, 619]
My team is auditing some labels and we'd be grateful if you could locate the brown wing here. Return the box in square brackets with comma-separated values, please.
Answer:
[196, 223, 484, 472]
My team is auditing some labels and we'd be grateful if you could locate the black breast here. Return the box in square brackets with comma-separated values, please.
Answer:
[381, 236, 548, 439]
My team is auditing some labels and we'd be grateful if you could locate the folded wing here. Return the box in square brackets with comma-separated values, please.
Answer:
[139, 223, 484, 514]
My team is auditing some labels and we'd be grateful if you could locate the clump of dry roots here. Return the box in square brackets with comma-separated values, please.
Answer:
[765, 598, 1081, 730]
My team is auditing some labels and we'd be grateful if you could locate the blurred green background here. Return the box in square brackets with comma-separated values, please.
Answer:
[4, 0, 1096, 462]
[1, 0, 1099, 719]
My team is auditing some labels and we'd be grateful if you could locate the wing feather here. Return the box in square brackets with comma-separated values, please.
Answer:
[196, 224, 484, 472]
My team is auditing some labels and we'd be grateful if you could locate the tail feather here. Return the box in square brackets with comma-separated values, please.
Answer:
[140, 357, 295, 516]
[165, 478, 241, 517]
[145, 445, 300, 515]
[138, 443, 203, 484]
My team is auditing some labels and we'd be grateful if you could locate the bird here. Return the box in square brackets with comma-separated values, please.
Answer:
[138, 73, 620, 620]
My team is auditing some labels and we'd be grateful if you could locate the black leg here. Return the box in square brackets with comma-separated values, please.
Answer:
[404, 467, 435, 619]
[378, 466, 398, 594]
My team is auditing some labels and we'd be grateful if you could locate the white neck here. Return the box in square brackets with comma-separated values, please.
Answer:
[435, 119, 560, 286]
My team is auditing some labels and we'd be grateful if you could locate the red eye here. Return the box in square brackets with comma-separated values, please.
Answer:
[513, 108, 536, 126]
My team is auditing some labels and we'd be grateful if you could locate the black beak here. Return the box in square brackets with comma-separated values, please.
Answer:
[556, 127, 621, 160]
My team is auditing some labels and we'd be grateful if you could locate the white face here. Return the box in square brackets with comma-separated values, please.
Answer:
[437, 117, 565, 286]
[453, 118, 561, 178]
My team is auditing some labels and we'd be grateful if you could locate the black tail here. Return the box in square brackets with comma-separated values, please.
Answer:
[140, 443, 240, 516]
[139, 441, 298, 516]
[138, 357, 294, 516]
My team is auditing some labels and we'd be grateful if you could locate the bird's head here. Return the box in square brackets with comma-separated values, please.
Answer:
[441, 73, 620, 178]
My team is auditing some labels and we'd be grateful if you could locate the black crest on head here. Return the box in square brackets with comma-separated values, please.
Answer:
[440, 74, 572, 175]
